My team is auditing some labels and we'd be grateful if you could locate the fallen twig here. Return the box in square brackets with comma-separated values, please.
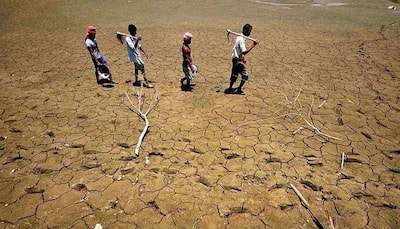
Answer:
[292, 127, 304, 135]
[318, 100, 326, 108]
[290, 184, 310, 208]
[328, 215, 336, 229]
[124, 83, 159, 156]
[303, 119, 342, 140]
[290, 184, 325, 229]
[340, 152, 345, 169]
[274, 61, 341, 141]
[303, 96, 341, 140]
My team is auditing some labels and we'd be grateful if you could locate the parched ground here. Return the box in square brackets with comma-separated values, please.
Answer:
[0, 0, 399, 228]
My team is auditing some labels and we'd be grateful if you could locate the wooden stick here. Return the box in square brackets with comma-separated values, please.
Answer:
[290, 184, 325, 229]
[227, 29, 258, 42]
[290, 184, 310, 208]
[124, 92, 139, 114]
[275, 60, 304, 111]
[135, 113, 149, 156]
[318, 100, 326, 108]
[116, 31, 136, 38]
[328, 215, 336, 229]
[340, 152, 345, 169]
[304, 119, 341, 140]
[303, 97, 341, 140]
[292, 127, 304, 135]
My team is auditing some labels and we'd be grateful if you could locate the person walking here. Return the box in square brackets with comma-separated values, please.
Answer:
[125, 24, 153, 88]
[84, 25, 114, 84]
[180, 32, 197, 88]
[227, 24, 258, 95]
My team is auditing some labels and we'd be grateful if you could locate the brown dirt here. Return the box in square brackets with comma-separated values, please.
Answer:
[0, 0, 399, 228]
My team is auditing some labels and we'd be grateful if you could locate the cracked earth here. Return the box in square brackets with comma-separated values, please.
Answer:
[0, 0, 399, 228]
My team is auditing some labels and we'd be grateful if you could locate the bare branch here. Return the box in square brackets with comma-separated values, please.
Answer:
[274, 61, 341, 141]
[125, 83, 160, 156]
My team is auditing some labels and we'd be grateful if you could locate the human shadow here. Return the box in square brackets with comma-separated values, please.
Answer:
[223, 88, 245, 95]
[181, 84, 196, 92]
[98, 79, 117, 88]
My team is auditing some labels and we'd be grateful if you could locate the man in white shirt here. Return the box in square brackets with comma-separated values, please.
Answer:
[125, 24, 153, 88]
[227, 24, 258, 95]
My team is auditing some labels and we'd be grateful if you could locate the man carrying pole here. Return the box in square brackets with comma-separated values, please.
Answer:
[124, 24, 153, 88]
[227, 24, 258, 95]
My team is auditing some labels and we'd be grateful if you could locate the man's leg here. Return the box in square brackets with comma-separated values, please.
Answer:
[92, 59, 100, 84]
[135, 68, 139, 82]
[181, 64, 190, 86]
[236, 62, 248, 94]
[181, 71, 191, 86]
[229, 59, 239, 90]
[236, 77, 247, 94]
[142, 69, 153, 88]
[229, 74, 238, 90]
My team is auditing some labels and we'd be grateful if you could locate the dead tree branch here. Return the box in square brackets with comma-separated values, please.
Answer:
[124, 82, 160, 156]
[275, 61, 341, 141]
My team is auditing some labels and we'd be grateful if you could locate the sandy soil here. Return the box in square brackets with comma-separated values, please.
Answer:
[0, 0, 399, 228]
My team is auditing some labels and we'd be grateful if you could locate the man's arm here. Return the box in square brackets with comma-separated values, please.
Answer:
[139, 47, 148, 59]
[87, 46, 98, 64]
[243, 40, 258, 55]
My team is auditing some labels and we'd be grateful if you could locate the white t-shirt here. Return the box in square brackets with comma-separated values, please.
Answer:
[126, 36, 142, 63]
[85, 38, 102, 59]
[232, 35, 246, 59]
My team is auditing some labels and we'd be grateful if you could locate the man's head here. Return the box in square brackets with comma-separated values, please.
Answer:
[128, 24, 137, 36]
[183, 32, 192, 44]
[242, 24, 253, 36]
[87, 25, 96, 39]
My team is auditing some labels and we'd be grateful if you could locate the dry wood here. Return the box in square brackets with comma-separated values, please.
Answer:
[318, 100, 326, 108]
[290, 184, 310, 208]
[290, 184, 325, 229]
[340, 152, 345, 169]
[303, 97, 341, 140]
[226, 29, 258, 42]
[274, 61, 341, 141]
[328, 215, 336, 229]
[116, 31, 136, 38]
[124, 82, 159, 156]
[292, 127, 304, 135]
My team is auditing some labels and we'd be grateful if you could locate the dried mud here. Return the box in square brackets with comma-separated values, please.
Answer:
[0, 0, 399, 228]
